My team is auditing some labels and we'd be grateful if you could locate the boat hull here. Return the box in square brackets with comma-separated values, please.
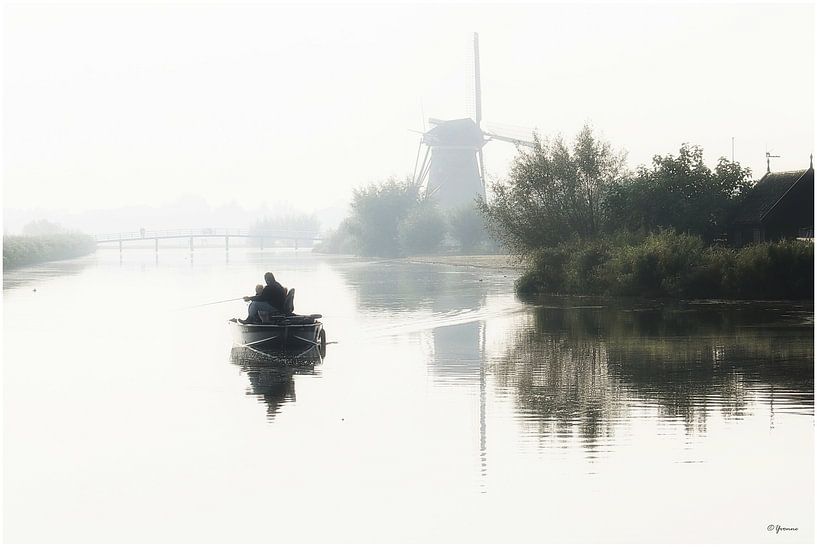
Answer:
[229, 318, 324, 351]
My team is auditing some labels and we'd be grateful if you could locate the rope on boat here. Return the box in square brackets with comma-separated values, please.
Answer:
[290, 334, 319, 347]
[240, 335, 281, 347]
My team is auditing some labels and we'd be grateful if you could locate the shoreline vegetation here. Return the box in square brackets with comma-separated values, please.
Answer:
[515, 231, 813, 300]
[3, 233, 97, 270]
[477, 127, 813, 301]
[390, 239, 813, 302]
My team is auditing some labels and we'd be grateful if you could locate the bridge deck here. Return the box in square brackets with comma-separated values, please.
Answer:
[95, 228, 321, 244]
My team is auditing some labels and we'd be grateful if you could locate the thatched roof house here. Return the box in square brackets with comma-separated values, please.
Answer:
[731, 160, 814, 246]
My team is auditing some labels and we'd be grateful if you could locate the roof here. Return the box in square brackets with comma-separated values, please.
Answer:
[732, 167, 813, 224]
[423, 118, 485, 148]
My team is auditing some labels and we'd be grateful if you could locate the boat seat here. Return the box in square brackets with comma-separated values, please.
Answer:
[283, 288, 295, 315]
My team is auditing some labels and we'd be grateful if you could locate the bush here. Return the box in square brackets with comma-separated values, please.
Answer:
[605, 230, 713, 297]
[515, 246, 571, 295]
[516, 230, 813, 300]
[564, 239, 611, 294]
[729, 240, 813, 299]
[3, 233, 97, 269]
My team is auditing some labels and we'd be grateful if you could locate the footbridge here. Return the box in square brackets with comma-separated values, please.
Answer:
[94, 228, 322, 252]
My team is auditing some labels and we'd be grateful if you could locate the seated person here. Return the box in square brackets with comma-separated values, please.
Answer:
[240, 272, 288, 323]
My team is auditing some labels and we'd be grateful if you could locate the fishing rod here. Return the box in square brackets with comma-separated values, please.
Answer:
[178, 297, 246, 310]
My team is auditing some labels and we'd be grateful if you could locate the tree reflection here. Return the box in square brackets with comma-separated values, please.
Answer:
[3, 257, 92, 290]
[493, 298, 813, 445]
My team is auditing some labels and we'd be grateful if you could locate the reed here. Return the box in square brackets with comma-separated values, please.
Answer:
[517, 231, 814, 300]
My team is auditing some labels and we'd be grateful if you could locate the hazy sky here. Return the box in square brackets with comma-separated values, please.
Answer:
[3, 2, 814, 217]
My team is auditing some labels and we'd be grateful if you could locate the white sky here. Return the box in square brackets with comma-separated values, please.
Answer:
[3, 2, 814, 215]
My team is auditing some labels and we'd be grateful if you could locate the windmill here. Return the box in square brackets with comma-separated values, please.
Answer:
[412, 33, 535, 210]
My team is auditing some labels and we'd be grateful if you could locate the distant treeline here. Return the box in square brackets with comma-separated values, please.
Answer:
[250, 213, 319, 235]
[3, 233, 97, 270]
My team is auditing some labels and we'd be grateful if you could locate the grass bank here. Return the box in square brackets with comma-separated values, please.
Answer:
[3, 233, 97, 270]
[516, 231, 813, 300]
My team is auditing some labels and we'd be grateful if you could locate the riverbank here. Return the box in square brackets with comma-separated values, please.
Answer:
[517, 232, 814, 300]
[397, 254, 525, 271]
[3, 233, 97, 270]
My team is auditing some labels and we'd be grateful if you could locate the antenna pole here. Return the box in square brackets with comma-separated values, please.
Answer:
[473, 32, 482, 128]
[766, 151, 780, 174]
[731, 137, 734, 162]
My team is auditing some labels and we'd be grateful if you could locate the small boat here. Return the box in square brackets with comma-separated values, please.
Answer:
[229, 314, 325, 353]
[229, 287, 325, 356]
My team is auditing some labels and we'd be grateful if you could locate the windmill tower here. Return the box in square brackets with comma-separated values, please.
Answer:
[413, 33, 535, 210]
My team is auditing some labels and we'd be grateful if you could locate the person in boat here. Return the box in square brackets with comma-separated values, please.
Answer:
[240, 272, 287, 323]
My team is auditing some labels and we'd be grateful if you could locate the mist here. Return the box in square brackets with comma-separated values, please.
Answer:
[3, 2, 813, 236]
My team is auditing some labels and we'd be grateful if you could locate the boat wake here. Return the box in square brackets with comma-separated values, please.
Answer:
[355, 302, 527, 340]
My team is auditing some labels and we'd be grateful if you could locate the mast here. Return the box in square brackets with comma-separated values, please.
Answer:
[474, 32, 485, 191]
[473, 32, 482, 129]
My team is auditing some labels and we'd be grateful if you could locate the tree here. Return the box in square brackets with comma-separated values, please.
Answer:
[604, 144, 752, 241]
[478, 124, 627, 255]
[347, 177, 422, 256]
[313, 218, 359, 255]
[22, 219, 65, 236]
[398, 202, 446, 254]
[447, 204, 488, 252]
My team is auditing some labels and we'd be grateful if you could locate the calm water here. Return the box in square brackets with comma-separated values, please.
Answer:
[3, 248, 814, 542]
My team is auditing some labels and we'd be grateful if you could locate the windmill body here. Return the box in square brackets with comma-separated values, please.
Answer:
[423, 118, 486, 210]
[413, 33, 534, 211]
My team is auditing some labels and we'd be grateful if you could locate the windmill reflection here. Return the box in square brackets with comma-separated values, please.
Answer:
[230, 345, 325, 421]
[338, 260, 494, 487]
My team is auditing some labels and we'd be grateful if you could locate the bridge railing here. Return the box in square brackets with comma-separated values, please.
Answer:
[94, 228, 321, 242]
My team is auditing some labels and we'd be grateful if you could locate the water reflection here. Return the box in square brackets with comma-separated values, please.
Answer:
[492, 298, 814, 448]
[338, 261, 492, 381]
[230, 345, 325, 420]
[3, 257, 93, 290]
[339, 261, 488, 313]
[339, 261, 496, 488]
[5, 250, 814, 542]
